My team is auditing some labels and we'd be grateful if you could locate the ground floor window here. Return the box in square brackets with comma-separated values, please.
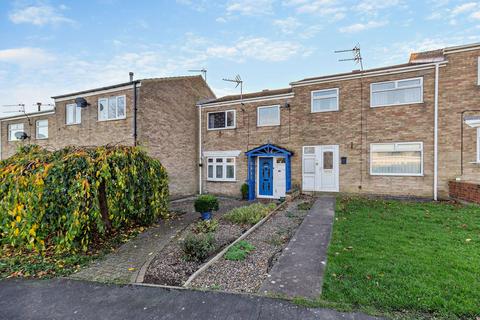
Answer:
[207, 157, 235, 181]
[370, 142, 423, 176]
[477, 128, 480, 163]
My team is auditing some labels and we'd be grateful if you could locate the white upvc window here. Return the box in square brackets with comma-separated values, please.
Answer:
[98, 95, 126, 121]
[311, 88, 339, 113]
[8, 123, 24, 141]
[36, 119, 48, 139]
[207, 157, 236, 181]
[477, 57, 480, 86]
[257, 105, 280, 126]
[370, 142, 423, 176]
[66, 103, 81, 125]
[477, 128, 480, 163]
[207, 110, 236, 130]
[370, 77, 423, 107]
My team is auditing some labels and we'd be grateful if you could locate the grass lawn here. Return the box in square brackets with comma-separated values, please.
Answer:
[304, 197, 480, 319]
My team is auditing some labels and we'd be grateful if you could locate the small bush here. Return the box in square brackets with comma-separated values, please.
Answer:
[224, 203, 276, 226]
[297, 202, 313, 211]
[241, 183, 249, 200]
[192, 219, 219, 234]
[181, 232, 216, 262]
[194, 194, 219, 213]
[224, 240, 255, 261]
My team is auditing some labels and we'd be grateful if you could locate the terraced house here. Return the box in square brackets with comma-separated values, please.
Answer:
[0, 75, 215, 198]
[197, 42, 480, 201]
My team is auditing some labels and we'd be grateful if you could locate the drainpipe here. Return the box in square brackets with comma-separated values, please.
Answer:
[433, 63, 439, 201]
[198, 104, 203, 194]
[133, 80, 138, 146]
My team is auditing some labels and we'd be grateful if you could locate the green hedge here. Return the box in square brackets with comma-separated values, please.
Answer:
[0, 145, 169, 253]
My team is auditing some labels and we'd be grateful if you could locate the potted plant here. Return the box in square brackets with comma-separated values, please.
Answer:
[194, 194, 219, 220]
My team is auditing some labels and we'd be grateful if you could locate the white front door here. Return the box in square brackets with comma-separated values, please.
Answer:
[274, 158, 286, 198]
[302, 145, 339, 192]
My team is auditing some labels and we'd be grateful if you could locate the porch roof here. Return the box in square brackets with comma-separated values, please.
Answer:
[245, 143, 293, 157]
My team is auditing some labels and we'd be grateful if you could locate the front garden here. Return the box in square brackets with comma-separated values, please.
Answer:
[0, 145, 169, 279]
[303, 197, 480, 320]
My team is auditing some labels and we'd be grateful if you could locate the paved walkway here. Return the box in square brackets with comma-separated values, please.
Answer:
[260, 196, 335, 299]
[0, 279, 380, 320]
[70, 199, 198, 284]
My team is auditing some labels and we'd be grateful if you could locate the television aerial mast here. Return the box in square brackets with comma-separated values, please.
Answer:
[335, 43, 364, 71]
[222, 74, 243, 102]
[188, 68, 207, 82]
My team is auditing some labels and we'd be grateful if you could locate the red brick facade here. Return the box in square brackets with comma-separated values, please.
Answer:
[449, 181, 480, 204]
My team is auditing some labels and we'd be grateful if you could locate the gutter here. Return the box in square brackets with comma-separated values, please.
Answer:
[433, 63, 439, 201]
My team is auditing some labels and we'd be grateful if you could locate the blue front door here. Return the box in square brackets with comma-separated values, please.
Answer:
[259, 158, 273, 196]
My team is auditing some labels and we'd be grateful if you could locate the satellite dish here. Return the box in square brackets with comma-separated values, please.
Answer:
[75, 97, 88, 108]
[15, 132, 29, 140]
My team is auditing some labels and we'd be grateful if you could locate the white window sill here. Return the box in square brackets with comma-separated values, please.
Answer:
[370, 101, 424, 108]
[311, 109, 339, 113]
[207, 127, 236, 131]
[257, 124, 280, 127]
[66, 123, 81, 126]
[98, 117, 127, 122]
[468, 161, 480, 164]
[36, 138, 48, 140]
[370, 173, 424, 177]
[206, 179, 237, 183]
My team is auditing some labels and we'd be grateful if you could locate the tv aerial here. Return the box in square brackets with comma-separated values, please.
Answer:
[222, 74, 243, 101]
[188, 68, 207, 82]
[335, 43, 364, 71]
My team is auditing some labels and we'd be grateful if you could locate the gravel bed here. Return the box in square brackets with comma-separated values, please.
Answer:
[143, 197, 267, 286]
[189, 197, 311, 293]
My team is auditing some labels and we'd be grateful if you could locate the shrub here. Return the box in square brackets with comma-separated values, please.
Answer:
[297, 202, 313, 211]
[0, 145, 169, 253]
[181, 232, 216, 262]
[192, 219, 219, 234]
[224, 203, 276, 226]
[240, 183, 249, 200]
[194, 194, 219, 213]
[224, 240, 255, 261]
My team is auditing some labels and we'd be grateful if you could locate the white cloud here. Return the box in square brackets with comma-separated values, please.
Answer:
[175, 0, 209, 11]
[226, 0, 274, 16]
[472, 11, 480, 19]
[452, 2, 478, 15]
[427, 1, 480, 24]
[282, 0, 346, 20]
[207, 37, 303, 62]
[9, 4, 74, 26]
[339, 21, 387, 33]
[0, 47, 54, 66]
[273, 17, 301, 34]
[354, 0, 403, 15]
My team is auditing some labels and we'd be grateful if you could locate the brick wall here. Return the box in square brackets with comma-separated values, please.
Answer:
[449, 181, 480, 204]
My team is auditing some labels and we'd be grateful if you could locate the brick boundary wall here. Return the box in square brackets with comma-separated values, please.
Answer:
[449, 181, 480, 204]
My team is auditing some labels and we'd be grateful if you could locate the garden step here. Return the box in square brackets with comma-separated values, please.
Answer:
[259, 195, 335, 299]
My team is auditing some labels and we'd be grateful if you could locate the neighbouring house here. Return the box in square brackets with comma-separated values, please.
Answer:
[197, 43, 480, 201]
[0, 75, 215, 198]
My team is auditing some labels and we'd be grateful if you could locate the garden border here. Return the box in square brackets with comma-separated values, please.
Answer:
[183, 196, 296, 288]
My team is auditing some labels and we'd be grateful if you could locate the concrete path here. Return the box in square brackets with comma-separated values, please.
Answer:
[70, 200, 198, 284]
[0, 279, 380, 320]
[260, 196, 335, 299]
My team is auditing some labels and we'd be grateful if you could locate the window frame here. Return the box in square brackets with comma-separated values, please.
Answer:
[369, 141, 424, 177]
[207, 110, 236, 130]
[8, 123, 24, 142]
[370, 77, 424, 108]
[477, 128, 480, 163]
[66, 103, 81, 125]
[311, 88, 339, 113]
[98, 95, 127, 122]
[206, 156, 236, 182]
[477, 57, 480, 86]
[36, 119, 48, 140]
[257, 105, 280, 127]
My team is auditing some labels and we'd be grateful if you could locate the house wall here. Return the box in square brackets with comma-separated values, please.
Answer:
[438, 48, 480, 198]
[137, 77, 215, 198]
[201, 67, 442, 199]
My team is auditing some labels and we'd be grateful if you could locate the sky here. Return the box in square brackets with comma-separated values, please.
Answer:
[0, 0, 479, 116]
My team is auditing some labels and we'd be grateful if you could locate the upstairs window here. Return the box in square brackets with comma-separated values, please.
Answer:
[477, 128, 480, 163]
[371, 77, 423, 107]
[208, 110, 235, 130]
[370, 142, 423, 176]
[311, 88, 339, 113]
[257, 105, 280, 126]
[207, 157, 236, 181]
[477, 57, 480, 86]
[8, 123, 24, 141]
[66, 103, 81, 125]
[98, 95, 126, 121]
[36, 119, 48, 139]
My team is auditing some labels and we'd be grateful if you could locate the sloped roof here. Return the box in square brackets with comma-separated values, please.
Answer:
[200, 87, 292, 105]
[409, 49, 445, 63]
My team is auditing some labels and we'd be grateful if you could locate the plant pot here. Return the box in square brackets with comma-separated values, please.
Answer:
[201, 211, 212, 220]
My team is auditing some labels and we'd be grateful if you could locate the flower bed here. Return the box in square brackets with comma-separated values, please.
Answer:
[143, 199, 277, 286]
[189, 198, 309, 293]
